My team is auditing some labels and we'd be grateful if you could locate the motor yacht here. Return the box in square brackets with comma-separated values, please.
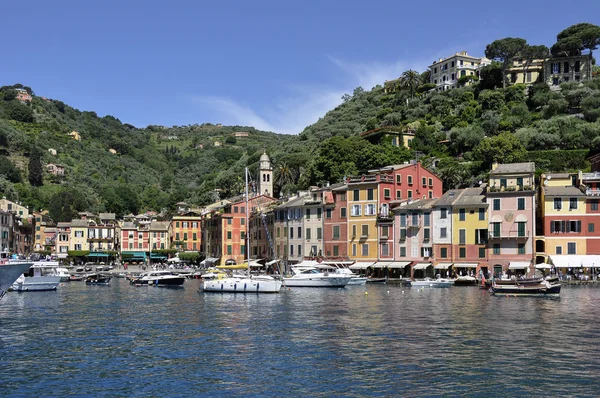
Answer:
[11, 264, 62, 292]
[131, 271, 186, 286]
[283, 266, 352, 287]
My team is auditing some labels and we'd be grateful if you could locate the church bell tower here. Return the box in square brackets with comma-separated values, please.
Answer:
[258, 150, 273, 196]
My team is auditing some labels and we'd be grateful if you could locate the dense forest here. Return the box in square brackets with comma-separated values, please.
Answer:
[1, 23, 600, 220]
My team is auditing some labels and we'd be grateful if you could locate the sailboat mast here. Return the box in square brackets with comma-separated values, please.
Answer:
[245, 167, 250, 267]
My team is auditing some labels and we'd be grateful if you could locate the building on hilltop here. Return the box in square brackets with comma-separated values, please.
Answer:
[505, 57, 545, 85]
[360, 126, 414, 149]
[429, 51, 490, 91]
[68, 131, 81, 141]
[15, 88, 32, 102]
[543, 54, 593, 87]
[233, 131, 249, 138]
[46, 163, 65, 176]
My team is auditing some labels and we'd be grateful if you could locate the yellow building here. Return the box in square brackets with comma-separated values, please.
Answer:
[540, 173, 586, 259]
[506, 58, 545, 86]
[450, 188, 488, 275]
[347, 176, 379, 262]
[360, 127, 413, 149]
[69, 131, 81, 141]
[0, 198, 29, 218]
[170, 214, 201, 251]
[69, 219, 88, 251]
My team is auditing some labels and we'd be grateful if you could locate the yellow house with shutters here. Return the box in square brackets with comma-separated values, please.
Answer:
[69, 219, 88, 251]
[347, 176, 379, 262]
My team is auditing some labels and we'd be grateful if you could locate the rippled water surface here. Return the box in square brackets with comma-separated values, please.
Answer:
[1, 280, 600, 397]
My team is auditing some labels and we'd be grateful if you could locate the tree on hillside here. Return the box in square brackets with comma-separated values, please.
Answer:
[28, 146, 43, 186]
[478, 62, 504, 90]
[473, 132, 526, 167]
[48, 188, 89, 222]
[274, 161, 298, 194]
[400, 70, 421, 99]
[519, 44, 549, 84]
[552, 23, 600, 58]
[485, 38, 527, 88]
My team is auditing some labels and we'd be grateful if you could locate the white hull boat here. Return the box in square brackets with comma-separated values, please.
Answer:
[202, 275, 282, 293]
[134, 271, 186, 286]
[284, 267, 352, 287]
[0, 260, 34, 298]
[11, 263, 63, 292]
[410, 278, 454, 288]
[12, 274, 61, 291]
[334, 268, 367, 285]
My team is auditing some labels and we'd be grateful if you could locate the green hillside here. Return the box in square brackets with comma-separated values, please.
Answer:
[0, 84, 308, 221]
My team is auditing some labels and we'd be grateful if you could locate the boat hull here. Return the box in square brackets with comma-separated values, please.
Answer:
[12, 276, 61, 291]
[202, 277, 282, 293]
[411, 279, 454, 288]
[347, 277, 368, 285]
[1, 262, 34, 294]
[492, 283, 561, 296]
[283, 276, 351, 287]
[143, 277, 185, 286]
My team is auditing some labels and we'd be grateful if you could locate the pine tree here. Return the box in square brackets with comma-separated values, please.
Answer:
[28, 146, 43, 186]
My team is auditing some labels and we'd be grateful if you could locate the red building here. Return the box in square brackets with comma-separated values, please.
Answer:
[322, 183, 348, 260]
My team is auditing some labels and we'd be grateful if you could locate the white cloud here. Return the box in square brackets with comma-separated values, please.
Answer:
[189, 54, 433, 135]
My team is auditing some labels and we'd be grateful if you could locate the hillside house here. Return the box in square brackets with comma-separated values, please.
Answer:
[46, 163, 65, 176]
[15, 88, 32, 102]
[68, 131, 81, 141]
[233, 131, 250, 138]
[48, 148, 57, 156]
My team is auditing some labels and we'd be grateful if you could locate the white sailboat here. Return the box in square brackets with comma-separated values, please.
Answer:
[201, 168, 282, 293]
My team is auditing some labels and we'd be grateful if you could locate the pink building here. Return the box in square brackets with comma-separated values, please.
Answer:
[393, 199, 437, 278]
[487, 163, 536, 276]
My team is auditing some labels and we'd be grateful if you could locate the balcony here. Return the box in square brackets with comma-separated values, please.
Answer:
[488, 230, 529, 239]
[303, 199, 322, 205]
[585, 188, 600, 196]
[348, 175, 377, 183]
[488, 185, 534, 193]
[379, 235, 389, 241]
[377, 212, 394, 222]
[581, 172, 600, 182]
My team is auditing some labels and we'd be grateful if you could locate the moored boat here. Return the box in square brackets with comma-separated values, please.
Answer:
[0, 255, 34, 299]
[85, 273, 112, 285]
[283, 266, 352, 287]
[202, 274, 282, 293]
[454, 275, 478, 286]
[410, 278, 454, 288]
[133, 271, 186, 286]
[491, 276, 561, 297]
[11, 264, 61, 292]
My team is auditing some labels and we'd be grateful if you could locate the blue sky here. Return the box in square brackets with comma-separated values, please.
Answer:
[4, 1, 599, 134]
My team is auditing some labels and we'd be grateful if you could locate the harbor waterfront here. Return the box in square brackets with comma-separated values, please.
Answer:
[2, 281, 600, 396]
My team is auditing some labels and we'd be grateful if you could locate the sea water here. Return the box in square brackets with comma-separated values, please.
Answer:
[1, 280, 599, 396]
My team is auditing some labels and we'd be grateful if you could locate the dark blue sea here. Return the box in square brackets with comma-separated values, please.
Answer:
[1, 279, 600, 397]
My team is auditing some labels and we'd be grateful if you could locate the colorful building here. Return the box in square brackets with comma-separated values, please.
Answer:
[395, 199, 437, 278]
[170, 213, 201, 251]
[487, 162, 536, 276]
[323, 183, 348, 260]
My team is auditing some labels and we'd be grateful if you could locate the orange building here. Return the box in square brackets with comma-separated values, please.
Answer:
[171, 212, 201, 251]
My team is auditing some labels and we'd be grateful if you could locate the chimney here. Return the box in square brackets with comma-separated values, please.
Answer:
[491, 162, 499, 171]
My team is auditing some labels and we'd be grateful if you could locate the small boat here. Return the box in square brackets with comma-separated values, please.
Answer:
[85, 274, 111, 285]
[130, 271, 185, 286]
[69, 274, 85, 281]
[11, 264, 62, 292]
[491, 276, 561, 297]
[283, 267, 352, 287]
[410, 278, 454, 288]
[454, 275, 478, 286]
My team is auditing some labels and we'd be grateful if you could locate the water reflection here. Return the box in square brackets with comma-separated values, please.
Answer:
[1, 280, 600, 396]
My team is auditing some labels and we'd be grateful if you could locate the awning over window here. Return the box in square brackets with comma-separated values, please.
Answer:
[535, 263, 552, 269]
[122, 251, 146, 260]
[509, 262, 530, 269]
[266, 259, 279, 266]
[149, 253, 167, 259]
[454, 263, 478, 268]
[372, 262, 390, 269]
[550, 255, 600, 268]
[387, 261, 411, 269]
[88, 252, 110, 257]
[434, 262, 453, 270]
[413, 262, 431, 270]
[349, 262, 374, 270]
